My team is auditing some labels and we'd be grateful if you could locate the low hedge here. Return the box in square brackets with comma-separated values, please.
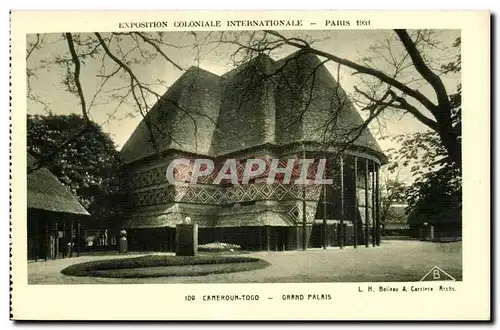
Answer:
[198, 242, 241, 252]
[61, 255, 270, 278]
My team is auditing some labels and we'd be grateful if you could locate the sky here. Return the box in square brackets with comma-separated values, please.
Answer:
[26, 29, 460, 184]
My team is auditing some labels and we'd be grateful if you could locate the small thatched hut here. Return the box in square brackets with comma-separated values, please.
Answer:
[119, 51, 387, 251]
[408, 207, 462, 242]
[27, 154, 89, 261]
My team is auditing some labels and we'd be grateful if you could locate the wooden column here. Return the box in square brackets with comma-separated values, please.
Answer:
[376, 164, 381, 246]
[70, 219, 74, 257]
[266, 226, 271, 251]
[353, 156, 358, 248]
[62, 220, 66, 258]
[166, 228, 171, 252]
[371, 162, 376, 247]
[259, 227, 263, 250]
[171, 228, 175, 252]
[54, 221, 59, 259]
[76, 219, 81, 257]
[275, 230, 279, 251]
[364, 159, 369, 247]
[322, 184, 327, 249]
[296, 226, 300, 250]
[302, 147, 307, 251]
[302, 192, 307, 250]
[34, 217, 38, 262]
[322, 153, 328, 249]
[339, 155, 344, 249]
[44, 217, 49, 261]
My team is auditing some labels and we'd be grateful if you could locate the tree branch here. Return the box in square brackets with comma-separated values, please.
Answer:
[65, 33, 89, 121]
[387, 90, 439, 131]
[264, 30, 439, 114]
[394, 30, 451, 120]
[133, 32, 185, 71]
[26, 33, 43, 60]
[95, 32, 215, 154]
[353, 86, 439, 131]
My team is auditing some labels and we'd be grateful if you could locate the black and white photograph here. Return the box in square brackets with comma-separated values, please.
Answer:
[25, 28, 463, 284]
[10, 10, 490, 321]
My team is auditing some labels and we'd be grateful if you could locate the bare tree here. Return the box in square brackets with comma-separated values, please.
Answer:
[211, 29, 461, 170]
[27, 32, 208, 172]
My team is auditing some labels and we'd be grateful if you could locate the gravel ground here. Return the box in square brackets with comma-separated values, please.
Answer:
[27, 240, 462, 284]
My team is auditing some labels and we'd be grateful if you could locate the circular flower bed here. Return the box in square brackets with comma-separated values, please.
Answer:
[61, 255, 270, 278]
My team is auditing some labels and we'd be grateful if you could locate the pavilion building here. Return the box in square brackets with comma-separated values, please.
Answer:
[119, 50, 387, 251]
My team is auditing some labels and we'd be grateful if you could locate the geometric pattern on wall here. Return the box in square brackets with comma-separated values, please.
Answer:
[131, 163, 194, 189]
[174, 185, 231, 205]
[130, 156, 334, 189]
[132, 187, 173, 207]
[285, 202, 318, 224]
[228, 183, 321, 203]
[131, 166, 167, 189]
[130, 183, 323, 207]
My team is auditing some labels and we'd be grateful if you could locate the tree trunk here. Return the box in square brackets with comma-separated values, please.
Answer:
[439, 128, 462, 171]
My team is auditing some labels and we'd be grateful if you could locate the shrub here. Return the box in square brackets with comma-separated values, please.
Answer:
[198, 242, 241, 252]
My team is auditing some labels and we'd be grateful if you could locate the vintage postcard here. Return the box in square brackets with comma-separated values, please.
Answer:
[10, 10, 490, 320]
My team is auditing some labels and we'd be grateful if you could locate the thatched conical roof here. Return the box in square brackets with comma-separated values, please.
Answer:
[27, 154, 89, 216]
[120, 66, 222, 163]
[212, 55, 277, 155]
[275, 51, 385, 158]
[120, 51, 387, 164]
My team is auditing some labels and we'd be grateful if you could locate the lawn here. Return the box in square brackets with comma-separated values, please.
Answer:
[28, 240, 462, 284]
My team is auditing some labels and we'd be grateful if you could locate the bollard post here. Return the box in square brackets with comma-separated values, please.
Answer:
[119, 229, 128, 254]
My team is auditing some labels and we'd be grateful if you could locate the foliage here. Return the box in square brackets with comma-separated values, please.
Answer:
[381, 178, 407, 204]
[384, 38, 462, 225]
[406, 165, 461, 225]
[27, 113, 123, 222]
[385, 87, 461, 225]
[379, 178, 408, 225]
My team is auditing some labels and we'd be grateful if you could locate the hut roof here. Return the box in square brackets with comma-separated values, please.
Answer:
[27, 154, 90, 216]
[123, 203, 294, 228]
[120, 66, 222, 163]
[120, 51, 387, 164]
